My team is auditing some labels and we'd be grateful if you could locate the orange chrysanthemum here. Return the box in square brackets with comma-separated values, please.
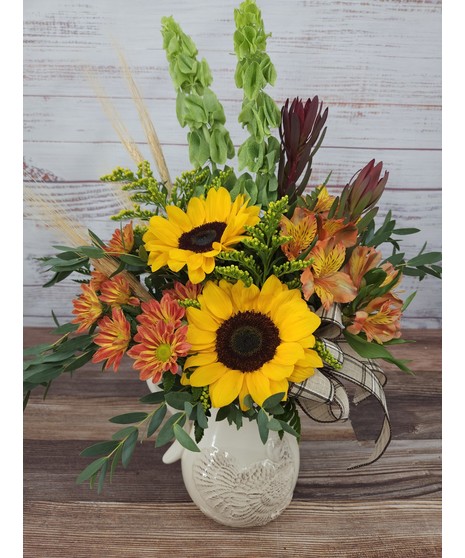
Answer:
[92, 307, 132, 371]
[127, 322, 191, 382]
[163, 281, 203, 302]
[71, 284, 103, 333]
[104, 222, 134, 255]
[301, 239, 357, 309]
[89, 270, 109, 292]
[99, 274, 140, 308]
[136, 293, 185, 330]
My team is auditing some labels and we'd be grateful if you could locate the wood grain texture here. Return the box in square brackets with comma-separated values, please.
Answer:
[23, 0, 442, 326]
[23, 327, 441, 557]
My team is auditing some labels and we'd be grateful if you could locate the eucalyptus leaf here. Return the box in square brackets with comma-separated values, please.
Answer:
[173, 424, 200, 452]
[80, 440, 120, 458]
[109, 412, 148, 424]
[257, 408, 269, 444]
[76, 457, 107, 485]
[147, 404, 167, 438]
[121, 429, 139, 468]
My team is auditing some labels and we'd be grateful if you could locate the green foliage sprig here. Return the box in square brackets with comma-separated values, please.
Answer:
[161, 17, 234, 168]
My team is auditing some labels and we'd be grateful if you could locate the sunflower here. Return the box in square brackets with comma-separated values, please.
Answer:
[183, 276, 323, 409]
[143, 187, 260, 284]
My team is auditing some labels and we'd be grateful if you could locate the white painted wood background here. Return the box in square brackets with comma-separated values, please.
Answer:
[23, 0, 441, 328]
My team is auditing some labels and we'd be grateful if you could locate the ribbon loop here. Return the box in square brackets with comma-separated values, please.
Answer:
[292, 304, 392, 469]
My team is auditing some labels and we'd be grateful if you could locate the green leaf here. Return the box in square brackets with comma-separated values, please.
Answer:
[109, 412, 148, 424]
[110, 444, 124, 481]
[278, 420, 299, 438]
[78, 246, 106, 258]
[196, 405, 209, 429]
[23, 343, 53, 357]
[76, 457, 107, 484]
[257, 408, 269, 444]
[162, 371, 176, 393]
[139, 391, 165, 405]
[88, 229, 107, 248]
[155, 412, 186, 448]
[165, 391, 193, 410]
[119, 254, 147, 267]
[121, 429, 139, 468]
[64, 350, 95, 372]
[147, 405, 167, 438]
[262, 392, 286, 411]
[343, 330, 413, 373]
[51, 323, 79, 335]
[112, 426, 138, 440]
[97, 460, 109, 494]
[407, 252, 442, 266]
[401, 291, 417, 312]
[393, 228, 420, 235]
[80, 440, 120, 457]
[173, 424, 201, 452]
[267, 417, 283, 431]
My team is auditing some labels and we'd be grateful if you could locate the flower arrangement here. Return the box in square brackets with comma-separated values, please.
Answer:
[24, 0, 441, 495]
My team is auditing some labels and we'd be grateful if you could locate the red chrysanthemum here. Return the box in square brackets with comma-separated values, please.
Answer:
[104, 222, 134, 255]
[136, 293, 185, 330]
[99, 274, 140, 307]
[71, 284, 103, 333]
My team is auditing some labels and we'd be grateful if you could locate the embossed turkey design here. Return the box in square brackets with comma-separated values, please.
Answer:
[192, 439, 298, 527]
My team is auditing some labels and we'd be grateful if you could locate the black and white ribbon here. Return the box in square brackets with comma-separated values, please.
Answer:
[289, 304, 392, 469]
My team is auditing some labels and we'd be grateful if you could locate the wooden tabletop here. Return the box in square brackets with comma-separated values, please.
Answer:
[23, 327, 441, 557]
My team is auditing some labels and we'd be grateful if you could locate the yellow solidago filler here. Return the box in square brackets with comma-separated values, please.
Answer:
[183, 276, 323, 409]
[143, 187, 260, 284]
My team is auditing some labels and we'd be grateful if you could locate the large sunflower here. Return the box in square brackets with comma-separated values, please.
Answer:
[183, 276, 323, 409]
[143, 187, 260, 284]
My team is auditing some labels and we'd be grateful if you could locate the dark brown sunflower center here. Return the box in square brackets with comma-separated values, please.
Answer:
[216, 311, 280, 372]
[178, 221, 227, 253]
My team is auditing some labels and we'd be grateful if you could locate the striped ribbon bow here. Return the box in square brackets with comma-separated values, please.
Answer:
[289, 304, 391, 469]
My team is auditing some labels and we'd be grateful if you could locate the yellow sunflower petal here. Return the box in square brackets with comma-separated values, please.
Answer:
[186, 325, 216, 347]
[209, 369, 244, 407]
[201, 282, 233, 320]
[288, 366, 316, 383]
[184, 351, 218, 369]
[188, 266, 206, 284]
[273, 342, 305, 365]
[295, 348, 323, 369]
[268, 379, 289, 401]
[261, 362, 294, 381]
[205, 187, 231, 223]
[246, 371, 272, 407]
[202, 257, 215, 275]
[186, 307, 220, 331]
[166, 205, 192, 232]
[231, 280, 259, 312]
[186, 197, 206, 228]
[190, 362, 230, 387]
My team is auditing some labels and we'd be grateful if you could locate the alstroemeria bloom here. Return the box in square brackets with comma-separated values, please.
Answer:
[317, 215, 358, 248]
[71, 284, 103, 333]
[313, 186, 336, 214]
[346, 246, 383, 289]
[104, 222, 134, 255]
[92, 307, 131, 372]
[280, 207, 317, 261]
[99, 274, 140, 307]
[300, 239, 357, 309]
[346, 294, 402, 343]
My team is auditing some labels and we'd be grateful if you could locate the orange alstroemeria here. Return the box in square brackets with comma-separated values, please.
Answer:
[317, 215, 358, 248]
[346, 246, 383, 289]
[346, 294, 402, 343]
[104, 222, 134, 255]
[71, 284, 103, 333]
[313, 186, 336, 214]
[92, 307, 132, 372]
[301, 239, 357, 309]
[280, 208, 317, 261]
[99, 274, 140, 307]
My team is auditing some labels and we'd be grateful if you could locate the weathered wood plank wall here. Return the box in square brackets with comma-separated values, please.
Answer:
[23, 0, 442, 327]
